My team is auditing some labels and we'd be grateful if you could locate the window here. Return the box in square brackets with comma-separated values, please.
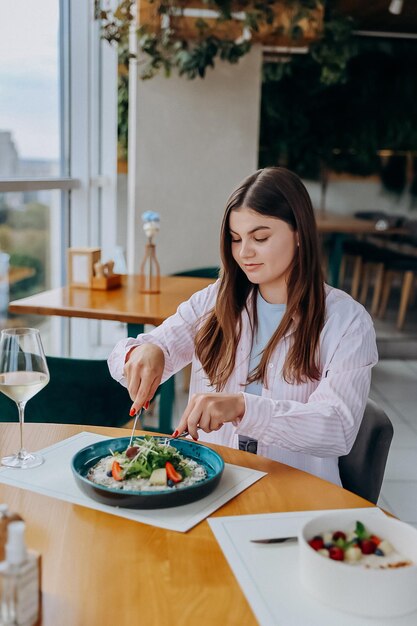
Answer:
[0, 0, 63, 177]
[0, 0, 118, 357]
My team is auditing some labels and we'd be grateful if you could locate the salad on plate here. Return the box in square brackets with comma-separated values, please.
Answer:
[88, 435, 207, 492]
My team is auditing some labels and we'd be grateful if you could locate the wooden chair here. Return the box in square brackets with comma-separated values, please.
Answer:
[339, 239, 399, 312]
[377, 256, 417, 330]
[342, 212, 409, 316]
[339, 398, 393, 504]
[338, 211, 387, 300]
[376, 219, 417, 329]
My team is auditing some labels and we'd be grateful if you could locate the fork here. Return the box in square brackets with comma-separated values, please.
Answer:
[128, 406, 145, 447]
[176, 430, 190, 438]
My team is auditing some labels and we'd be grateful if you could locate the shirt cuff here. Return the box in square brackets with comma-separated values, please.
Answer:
[108, 337, 144, 385]
[125, 345, 138, 363]
[234, 392, 273, 441]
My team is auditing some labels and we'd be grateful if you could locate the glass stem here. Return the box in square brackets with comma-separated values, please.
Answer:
[17, 401, 27, 458]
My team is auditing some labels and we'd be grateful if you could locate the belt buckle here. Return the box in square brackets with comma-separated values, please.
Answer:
[246, 440, 258, 454]
[238, 436, 258, 454]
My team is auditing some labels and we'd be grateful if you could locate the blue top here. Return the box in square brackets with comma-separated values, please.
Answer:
[245, 291, 286, 396]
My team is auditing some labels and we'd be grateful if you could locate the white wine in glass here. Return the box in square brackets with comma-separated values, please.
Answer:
[0, 328, 50, 469]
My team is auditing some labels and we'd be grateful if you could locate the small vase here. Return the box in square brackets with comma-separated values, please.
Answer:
[139, 242, 160, 293]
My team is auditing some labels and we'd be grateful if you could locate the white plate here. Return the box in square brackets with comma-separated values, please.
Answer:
[209, 508, 417, 626]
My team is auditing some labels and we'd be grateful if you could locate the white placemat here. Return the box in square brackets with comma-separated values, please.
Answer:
[209, 509, 417, 626]
[0, 432, 265, 533]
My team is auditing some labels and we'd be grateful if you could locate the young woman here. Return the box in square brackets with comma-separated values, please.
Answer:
[108, 167, 377, 486]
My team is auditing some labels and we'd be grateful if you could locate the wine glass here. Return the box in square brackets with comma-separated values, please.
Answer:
[0, 328, 50, 468]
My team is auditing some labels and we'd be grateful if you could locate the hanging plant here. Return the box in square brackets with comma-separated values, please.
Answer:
[263, 9, 357, 85]
[117, 55, 129, 161]
[96, 0, 324, 80]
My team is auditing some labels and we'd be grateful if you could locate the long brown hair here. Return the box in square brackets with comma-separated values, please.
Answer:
[195, 167, 325, 390]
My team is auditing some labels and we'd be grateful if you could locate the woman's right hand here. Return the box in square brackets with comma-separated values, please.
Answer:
[123, 343, 165, 416]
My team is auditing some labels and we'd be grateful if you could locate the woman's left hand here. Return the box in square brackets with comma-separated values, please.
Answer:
[174, 393, 245, 440]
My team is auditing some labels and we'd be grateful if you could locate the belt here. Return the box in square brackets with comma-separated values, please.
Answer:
[238, 435, 258, 454]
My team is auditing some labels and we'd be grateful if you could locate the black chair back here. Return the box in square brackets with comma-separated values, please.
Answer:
[354, 211, 387, 222]
[338, 399, 393, 504]
[402, 219, 417, 246]
[173, 267, 220, 279]
[0, 356, 132, 427]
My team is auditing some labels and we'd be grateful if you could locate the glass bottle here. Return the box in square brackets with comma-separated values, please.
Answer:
[139, 241, 160, 294]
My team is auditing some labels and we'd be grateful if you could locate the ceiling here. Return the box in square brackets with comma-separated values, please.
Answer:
[336, 0, 417, 36]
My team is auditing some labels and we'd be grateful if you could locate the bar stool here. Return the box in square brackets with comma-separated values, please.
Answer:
[378, 255, 417, 329]
[376, 219, 417, 329]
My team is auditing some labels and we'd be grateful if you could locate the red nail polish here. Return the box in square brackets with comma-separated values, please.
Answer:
[144, 401, 150, 410]
[172, 430, 179, 437]
[129, 408, 136, 417]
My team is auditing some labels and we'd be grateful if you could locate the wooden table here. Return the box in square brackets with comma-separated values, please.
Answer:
[315, 211, 404, 235]
[315, 211, 407, 287]
[0, 423, 373, 626]
[8, 274, 215, 330]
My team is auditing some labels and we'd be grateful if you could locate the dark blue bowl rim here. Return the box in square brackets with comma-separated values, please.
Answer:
[71, 436, 225, 497]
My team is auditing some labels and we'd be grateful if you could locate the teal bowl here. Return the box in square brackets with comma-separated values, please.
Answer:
[71, 436, 225, 509]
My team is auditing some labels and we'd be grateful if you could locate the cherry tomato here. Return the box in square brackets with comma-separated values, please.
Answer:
[165, 461, 182, 483]
[112, 460, 123, 481]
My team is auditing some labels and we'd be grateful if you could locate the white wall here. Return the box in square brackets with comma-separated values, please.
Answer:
[128, 45, 263, 274]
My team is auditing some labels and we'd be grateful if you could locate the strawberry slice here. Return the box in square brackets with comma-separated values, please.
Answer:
[308, 536, 324, 551]
[111, 460, 124, 481]
[329, 546, 344, 561]
[360, 539, 376, 555]
[165, 461, 182, 483]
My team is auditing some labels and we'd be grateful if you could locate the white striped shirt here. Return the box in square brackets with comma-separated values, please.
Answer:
[108, 282, 378, 486]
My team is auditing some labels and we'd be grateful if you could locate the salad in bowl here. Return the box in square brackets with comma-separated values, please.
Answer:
[88, 435, 207, 491]
[71, 435, 224, 509]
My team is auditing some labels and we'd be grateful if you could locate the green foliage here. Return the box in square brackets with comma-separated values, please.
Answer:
[98, 0, 323, 80]
[260, 37, 417, 182]
[0, 201, 49, 296]
[98, 0, 134, 44]
[6, 203, 49, 231]
[9, 253, 44, 297]
[118, 71, 129, 161]
[309, 12, 357, 85]
[262, 10, 356, 84]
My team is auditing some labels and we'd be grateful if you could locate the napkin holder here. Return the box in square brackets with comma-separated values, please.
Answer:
[68, 247, 101, 288]
[91, 260, 121, 290]
[91, 273, 122, 290]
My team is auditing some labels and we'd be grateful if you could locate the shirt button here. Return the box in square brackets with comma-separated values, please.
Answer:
[269, 363, 274, 368]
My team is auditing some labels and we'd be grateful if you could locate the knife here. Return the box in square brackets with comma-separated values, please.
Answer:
[250, 536, 298, 544]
